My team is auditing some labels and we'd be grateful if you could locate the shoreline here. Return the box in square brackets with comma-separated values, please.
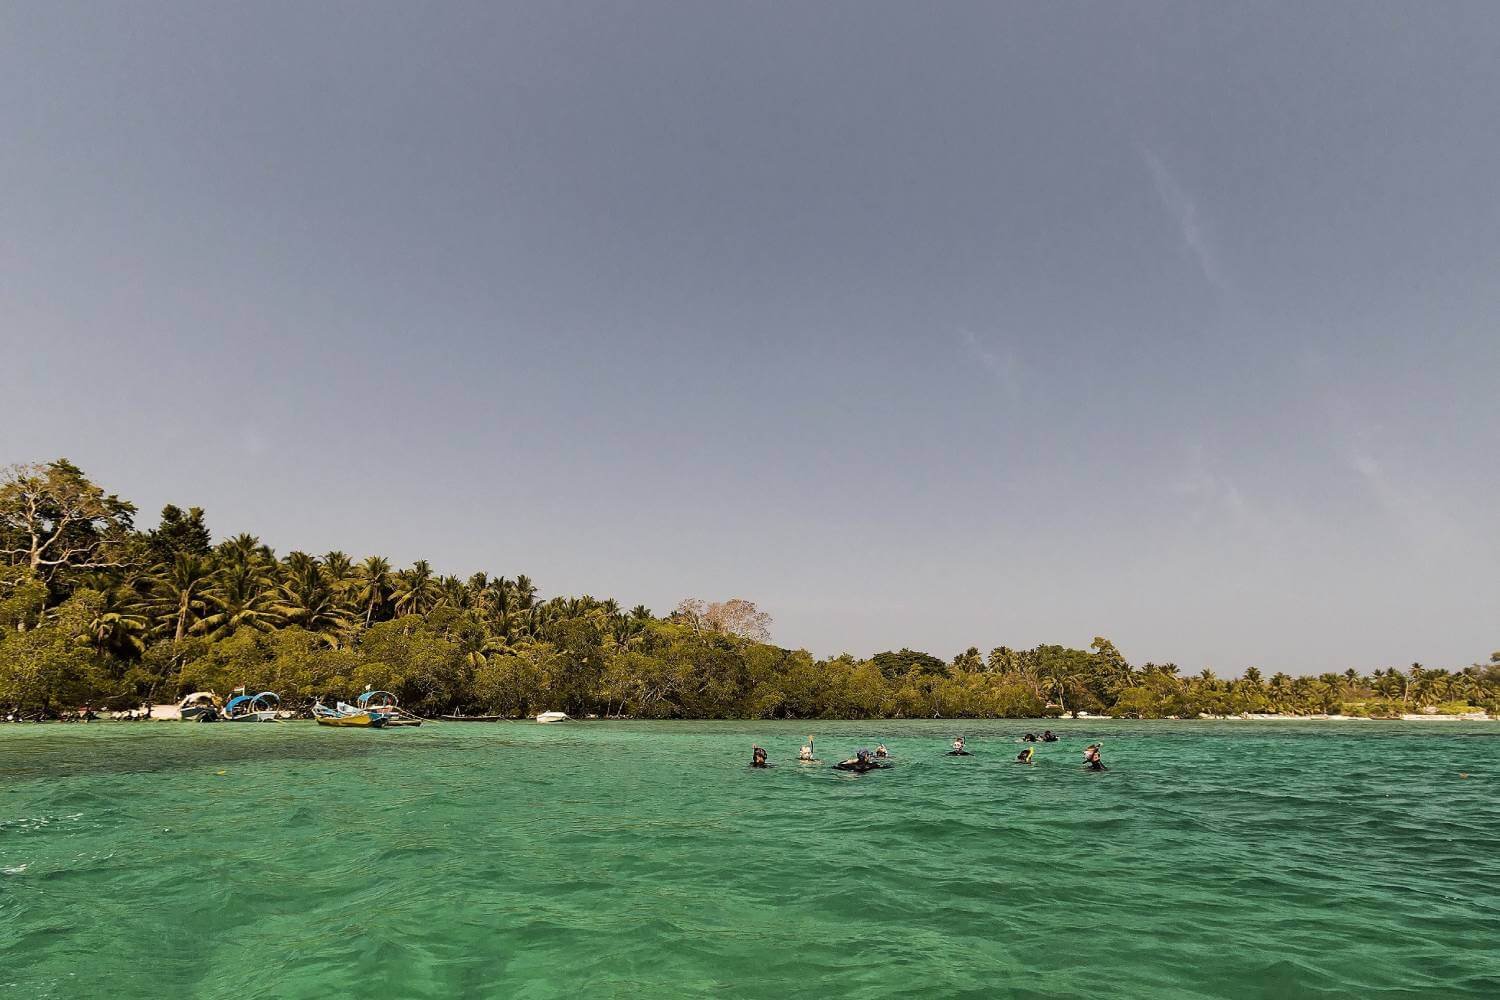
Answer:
[2, 712, 1493, 726]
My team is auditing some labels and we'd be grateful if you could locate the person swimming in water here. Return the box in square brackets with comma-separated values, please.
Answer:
[946, 736, 971, 756]
[751, 746, 770, 768]
[1083, 744, 1106, 771]
[1016, 746, 1035, 764]
[1041, 730, 1057, 742]
[874, 744, 889, 759]
[798, 735, 818, 762]
[1022, 732, 1038, 743]
[835, 749, 883, 772]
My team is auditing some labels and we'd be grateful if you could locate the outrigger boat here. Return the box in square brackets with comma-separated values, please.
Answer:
[223, 691, 280, 722]
[312, 701, 388, 728]
[355, 690, 421, 727]
[177, 691, 222, 722]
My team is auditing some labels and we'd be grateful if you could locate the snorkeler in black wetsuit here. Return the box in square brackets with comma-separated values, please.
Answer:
[1083, 744, 1106, 771]
[1022, 733, 1038, 743]
[946, 737, 971, 756]
[1041, 730, 1057, 742]
[751, 746, 770, 768]
[835, 749, 884, 772]
[1016, 746, 1035, 764]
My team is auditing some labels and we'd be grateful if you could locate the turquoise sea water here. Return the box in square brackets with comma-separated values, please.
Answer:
[2, 720, 1497, 999]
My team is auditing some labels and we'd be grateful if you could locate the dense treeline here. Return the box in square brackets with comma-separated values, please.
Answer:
[3, 460, 1497, 720]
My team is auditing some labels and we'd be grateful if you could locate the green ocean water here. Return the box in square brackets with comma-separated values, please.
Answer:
[2, 720, 1497, 999]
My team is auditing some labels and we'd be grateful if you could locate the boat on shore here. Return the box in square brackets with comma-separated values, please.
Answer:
[177, 692, 222, 722]
[535, 711, 570, 724]
[223, 691, 280, 722]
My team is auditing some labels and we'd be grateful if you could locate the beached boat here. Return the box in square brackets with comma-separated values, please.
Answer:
[312, 701, 388, 728]
[356, 690, 421, 727]
[440, 713, 507, 722]
[177, 691, 222, 722]
[223, 691, 280, 722]
[535, 711, 570, 724]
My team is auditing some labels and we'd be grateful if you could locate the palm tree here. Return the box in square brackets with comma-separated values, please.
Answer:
[271, 561, 352, 646]
[391, 560, 436, 618]
[282, 550, 320, 581]
[322, 551, 355, 598]
[1404, 662, 1424, 711]
[194, 560, 277, 641]
[218, 533, 272, 566]
[436, 575, 468, 611]
[1268, 672, 1291, 712]
[151, 553, 215, 644]
[465, 572, 489, 608]
[512, 574, 538, 611]
[83, 589, 148, 657]
[352, 556, 395, 627]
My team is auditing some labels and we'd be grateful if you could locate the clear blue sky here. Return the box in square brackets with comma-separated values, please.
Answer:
[3, 3, 1496, 673]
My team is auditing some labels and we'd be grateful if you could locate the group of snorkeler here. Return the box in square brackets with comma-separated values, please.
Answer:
[752, 735, 1106, 771]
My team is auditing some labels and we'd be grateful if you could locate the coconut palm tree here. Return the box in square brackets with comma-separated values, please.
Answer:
[512, 574, 538, 611]
[194, 560, 277, 641]
[352, 555, 395, 627]
[321, 550, 354, 591]
[1403, 662, 1424, 711]
[83, 589, 148, 657]
[391, 560, 436, 618]
[151, 553, 216, 644]
[271, 561, 353, 646]
[436, 575, 468, 610]
[218, 533, 272, 567]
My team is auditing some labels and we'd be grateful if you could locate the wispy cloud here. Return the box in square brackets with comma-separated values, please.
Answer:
[1346, 450, 1465, 555]
[957, 327, 1021, 398]
[1141, 146, 1229, 294]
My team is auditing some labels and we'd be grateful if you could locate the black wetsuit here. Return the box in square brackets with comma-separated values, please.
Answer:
[1086, 760, 1106, 771]
[835, 759, 884, 772]
[945, 750, 971, 756]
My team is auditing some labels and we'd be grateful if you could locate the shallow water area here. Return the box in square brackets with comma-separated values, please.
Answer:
[2, 719, 1497, 999]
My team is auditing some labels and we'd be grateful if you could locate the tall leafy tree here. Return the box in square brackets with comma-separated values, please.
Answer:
[0, 460, 136, 591]
[146, 505, 212, 565]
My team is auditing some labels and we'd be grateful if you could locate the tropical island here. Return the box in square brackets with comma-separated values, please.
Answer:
[3, 459, 1496, 722]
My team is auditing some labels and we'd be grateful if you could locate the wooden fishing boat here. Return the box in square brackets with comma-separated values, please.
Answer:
[312, 701, 388, 728]
[356, 690, 421, 727]
[440, 713, 507, 722]
[316, 712, 387, 728]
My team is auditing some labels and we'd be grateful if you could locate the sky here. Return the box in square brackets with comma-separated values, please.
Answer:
[2, 2, 1497, 674]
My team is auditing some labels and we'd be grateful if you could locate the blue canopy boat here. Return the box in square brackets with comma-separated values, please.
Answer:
[223, 691, 280, 722]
